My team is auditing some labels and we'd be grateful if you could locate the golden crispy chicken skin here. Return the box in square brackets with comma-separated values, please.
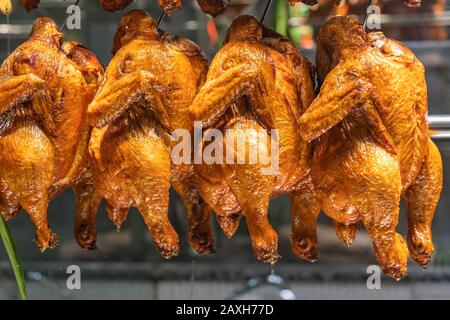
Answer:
[0, 18, 102, 251]
[82, 10, 216, 257]
[157, 0, 181, 15]
[299, 16, 442, 279]
[0, 0, 12, 14]
[190, 15, 315, 263]
[12, 0, 421, 15]
[100, 0, 134, 12]
[19, 0, 40, 11]
[58, 41, 105, 250]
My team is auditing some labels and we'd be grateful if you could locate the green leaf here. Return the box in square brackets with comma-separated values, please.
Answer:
[0, 215, 26, 300]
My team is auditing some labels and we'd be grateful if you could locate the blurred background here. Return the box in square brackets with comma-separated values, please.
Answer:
[0, 0, 449, 300]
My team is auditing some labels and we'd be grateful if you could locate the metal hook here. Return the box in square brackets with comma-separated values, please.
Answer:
[60, 0, 81, 32]
[260, 0, 272, 24]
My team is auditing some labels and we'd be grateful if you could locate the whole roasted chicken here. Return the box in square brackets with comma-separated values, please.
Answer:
[0, 17, 103, 251]
[190, 15, 316, 263]
[72, 10, 213, 258]
[298, 16, 442, 279]
[102, 0, 227, 16]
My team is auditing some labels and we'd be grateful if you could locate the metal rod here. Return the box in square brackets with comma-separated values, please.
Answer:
[260, 0, 272, 24]
[431, 131, 450, 140]
[429, 115, 450, 140]
[156, 12, 165, 28]
[60, 0, 81, 32]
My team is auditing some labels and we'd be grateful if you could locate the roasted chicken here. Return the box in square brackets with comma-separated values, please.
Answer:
[298, 16, 442, 279]
[0, 17, 103, 251]
[190, 15, 316, 263]
[69, 10, 214, 258]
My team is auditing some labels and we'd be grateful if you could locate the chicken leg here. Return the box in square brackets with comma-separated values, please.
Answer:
[404, 139, 443, 267]
[73, 169, 101, 250]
